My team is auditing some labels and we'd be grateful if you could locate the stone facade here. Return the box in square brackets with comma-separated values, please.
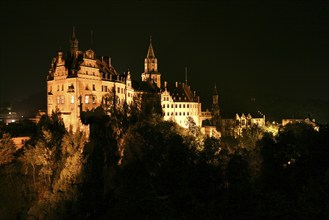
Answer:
[47, 31, 205, 131]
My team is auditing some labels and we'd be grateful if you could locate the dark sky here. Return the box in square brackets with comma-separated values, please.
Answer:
[0, 0, 328, 111]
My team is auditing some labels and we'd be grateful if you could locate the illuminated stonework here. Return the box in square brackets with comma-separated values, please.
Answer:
[47, 30, 133, 132]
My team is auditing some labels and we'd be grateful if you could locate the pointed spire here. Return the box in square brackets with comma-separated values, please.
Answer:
[213, 83, 218, 95]
[72, 26, 77, 40]
[147, 35, 155, 58]
[70, 26, 79, 55]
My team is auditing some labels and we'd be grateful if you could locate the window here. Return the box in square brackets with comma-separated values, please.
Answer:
[187, 112, 189, 116]
[117, 87, 120, 93]
[183, 112, 185, 116]
[57, 85, 59, 91]
[92, 96, 96, 104]
[175, 104, 177, 108]
[167, 104, 169, 108]
[70, 96, 74, 104]
[86, 84, 89, 90]
[175, 112, 177, 116]
[121, 88, 124, 93]
[57, 96, 60, 104]
[93, 84, 95, 91]
[179, 112, 181, 116]
[187, 104, 189, 108]
[171, 104, 173, 108]
[183, 104, 185, 108]
[179, 104, 181, 108]
[62, 85, 64, 91]
[163, 104, 165, 108]
[61, 95, 64, 104]
[85, 95, 89, 104]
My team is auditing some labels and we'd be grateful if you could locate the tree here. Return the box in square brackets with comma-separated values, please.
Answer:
[0, 133, 16, 166]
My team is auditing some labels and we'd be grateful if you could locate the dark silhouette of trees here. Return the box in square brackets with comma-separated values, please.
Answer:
[0, 109, 328, 219]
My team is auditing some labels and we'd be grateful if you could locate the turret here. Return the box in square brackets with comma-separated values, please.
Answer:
[70, 27, 79, 56]
[141, 36, 161, 88]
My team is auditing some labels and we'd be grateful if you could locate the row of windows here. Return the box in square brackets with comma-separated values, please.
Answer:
[57, 85, 64, 91]
[85, 84, 96, 91]
[164, 112, 198, 116]
[162, 103, 198, 109]
[56, 95, 96, 104]
[57, 95, 75, 104]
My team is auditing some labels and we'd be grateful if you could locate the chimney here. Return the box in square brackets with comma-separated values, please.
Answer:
[175, 81, 178, 87]
[164, 81, 167, 88]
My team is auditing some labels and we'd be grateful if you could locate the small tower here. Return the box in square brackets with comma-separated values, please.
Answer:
[141, 36, 161, 88]
[70, 27, 79, 56]
[212, 84, 221, 130]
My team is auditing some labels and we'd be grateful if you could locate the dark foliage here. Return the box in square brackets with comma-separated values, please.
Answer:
[0, 111, 328, 219]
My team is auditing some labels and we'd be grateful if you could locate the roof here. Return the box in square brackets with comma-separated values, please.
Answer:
[147, 39, 155, 58]
[164, 82, 199, 102]
[132, 80, 160, 93]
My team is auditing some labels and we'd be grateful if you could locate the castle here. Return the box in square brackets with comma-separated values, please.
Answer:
[47, 30, 265, 137]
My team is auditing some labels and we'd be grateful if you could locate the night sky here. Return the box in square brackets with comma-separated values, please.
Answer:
[0, 0, 328, 115]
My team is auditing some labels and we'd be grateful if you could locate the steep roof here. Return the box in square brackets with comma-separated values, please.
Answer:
[147, 39, 155, 58]
[165, 82, 199, 102]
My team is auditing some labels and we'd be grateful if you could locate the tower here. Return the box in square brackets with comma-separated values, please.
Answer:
[141, 36, 161, 88]
[70, 27, 79, 56]
[212, 85, 221, 130]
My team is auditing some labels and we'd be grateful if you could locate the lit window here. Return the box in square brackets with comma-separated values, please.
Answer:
[57, 96, 60, 104]
[70, 96, 74, 104]
[61, 95, 65, 104]
[85, 95, 89, 104]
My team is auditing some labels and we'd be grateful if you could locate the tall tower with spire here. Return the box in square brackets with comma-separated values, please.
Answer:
[70, 27, 79, 56]
[141, 36, 161, 88]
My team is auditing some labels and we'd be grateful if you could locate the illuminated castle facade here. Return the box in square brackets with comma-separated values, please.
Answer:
[47, 30, 264, 136]
[47, 31, 203, 132]
[47, 30, 133, 132]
